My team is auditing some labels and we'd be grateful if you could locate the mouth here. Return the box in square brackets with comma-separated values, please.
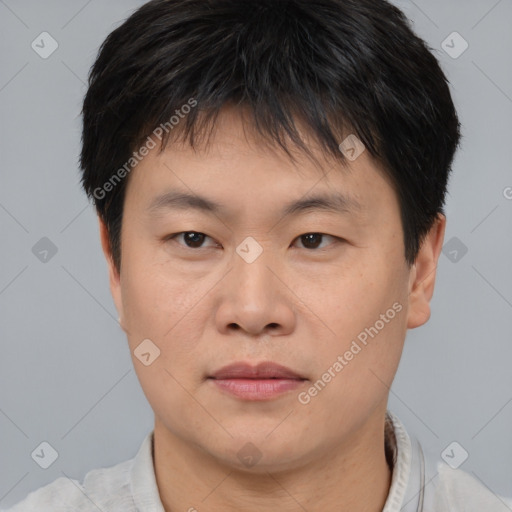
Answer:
[208, 361, 307, 401]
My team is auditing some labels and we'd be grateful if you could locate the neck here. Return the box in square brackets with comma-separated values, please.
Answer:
[153, 412, 392, 512]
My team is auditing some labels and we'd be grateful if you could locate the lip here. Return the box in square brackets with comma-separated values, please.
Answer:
[209, 361, 305, 380]
[208, 362, 306, 401]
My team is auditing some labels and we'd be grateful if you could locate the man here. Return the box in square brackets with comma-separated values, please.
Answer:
[4, 0, 511, 510]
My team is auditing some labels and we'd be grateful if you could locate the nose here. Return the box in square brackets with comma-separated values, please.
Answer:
[214, 244, 296, 338]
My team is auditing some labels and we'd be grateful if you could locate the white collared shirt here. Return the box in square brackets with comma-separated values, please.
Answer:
[2, 411, 511, 511]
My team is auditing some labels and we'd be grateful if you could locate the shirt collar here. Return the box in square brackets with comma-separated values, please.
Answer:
[130, 429, 165, 512]
[383, 410, 428, 512]
[130, 411, 421, 512]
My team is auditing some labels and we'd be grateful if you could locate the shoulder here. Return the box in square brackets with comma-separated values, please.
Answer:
[435, 462, 512, 511]
[424, 452, 512, 511]
[1, 458, 135, 512]
[390, 411, 512, 512]
[1, 475, 86, 512]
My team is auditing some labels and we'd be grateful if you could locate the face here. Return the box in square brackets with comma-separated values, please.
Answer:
[100, 106, 445, 472]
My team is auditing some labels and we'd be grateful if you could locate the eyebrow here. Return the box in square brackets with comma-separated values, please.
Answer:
[145, 189, 363, 219]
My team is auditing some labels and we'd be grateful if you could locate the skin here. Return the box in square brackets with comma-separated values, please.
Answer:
[99, 105, 446, 512]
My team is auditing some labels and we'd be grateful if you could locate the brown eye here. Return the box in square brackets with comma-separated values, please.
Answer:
[182, 232, 206, 248]
[167, 231, 217, 249]
[294, 233, 339, 250]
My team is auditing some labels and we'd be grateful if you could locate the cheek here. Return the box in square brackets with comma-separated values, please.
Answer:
[119, 259, 208, 412]
[299, 300, 406, 428]
[120, 251, 213, 358]
[315, 258, 400, 328]
[310, 254, 408, 388]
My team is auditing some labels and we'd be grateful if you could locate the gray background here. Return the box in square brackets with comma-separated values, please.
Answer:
[0, 0, 511, 508]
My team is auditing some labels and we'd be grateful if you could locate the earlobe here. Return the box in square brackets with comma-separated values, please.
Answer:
[406, 213, 446, 329]
[98, 216, 126, 331]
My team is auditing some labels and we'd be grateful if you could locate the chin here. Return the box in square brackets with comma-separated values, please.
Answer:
[210, 433, 311, 474]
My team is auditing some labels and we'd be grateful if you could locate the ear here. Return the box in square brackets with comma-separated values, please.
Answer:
[406, 213, 446, 329]
[98, 216, 126, 332]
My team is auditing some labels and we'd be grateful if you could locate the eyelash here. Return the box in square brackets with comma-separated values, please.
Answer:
[164, 231, 343, 252]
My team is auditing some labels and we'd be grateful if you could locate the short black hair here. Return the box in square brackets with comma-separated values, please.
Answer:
[80, 0, 461, 273]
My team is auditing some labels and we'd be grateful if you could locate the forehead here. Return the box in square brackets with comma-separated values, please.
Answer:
[123, 107, 397, 227]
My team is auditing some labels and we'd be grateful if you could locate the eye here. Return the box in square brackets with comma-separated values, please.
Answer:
[165, 231, 341, 251]
[292, 233, 340, 250]
[166, 231, 219, 249]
